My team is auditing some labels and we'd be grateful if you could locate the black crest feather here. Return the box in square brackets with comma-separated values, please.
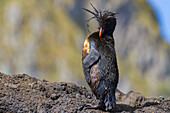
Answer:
[83, 3, 118, 22]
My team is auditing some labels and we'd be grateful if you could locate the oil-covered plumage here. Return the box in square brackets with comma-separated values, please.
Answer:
[82, 4, 119, 111]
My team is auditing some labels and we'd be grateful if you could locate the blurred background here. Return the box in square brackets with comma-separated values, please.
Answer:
[0, 0, 170, 97]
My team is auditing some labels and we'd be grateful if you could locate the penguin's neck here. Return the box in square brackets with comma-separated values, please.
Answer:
[102, 29, 114, 38]
[103, 32, 114, 39]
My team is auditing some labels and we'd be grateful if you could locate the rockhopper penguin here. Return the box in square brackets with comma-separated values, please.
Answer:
[82, 4, 119, 111]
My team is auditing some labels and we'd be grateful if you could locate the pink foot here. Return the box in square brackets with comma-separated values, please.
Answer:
[85, 101, 104, 109]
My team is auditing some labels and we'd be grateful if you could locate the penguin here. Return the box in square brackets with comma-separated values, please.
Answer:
[82, 4, 119, 111]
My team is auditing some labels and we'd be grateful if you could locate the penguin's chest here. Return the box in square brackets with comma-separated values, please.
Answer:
[90, 64, 101, 96]
[90, 64, 100, 84]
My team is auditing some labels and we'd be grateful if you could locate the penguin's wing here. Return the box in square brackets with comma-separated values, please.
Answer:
[83, 46, 100, 68]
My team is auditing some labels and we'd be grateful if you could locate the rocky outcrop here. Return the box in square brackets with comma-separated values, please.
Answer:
[0, 0, 170, 97]
[0, 73, 169, 112]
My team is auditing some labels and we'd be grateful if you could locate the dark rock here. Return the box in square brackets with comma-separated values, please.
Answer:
[0, 72, 169, 112]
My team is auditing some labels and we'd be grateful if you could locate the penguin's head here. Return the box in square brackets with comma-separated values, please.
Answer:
[83, 3, 117, 37]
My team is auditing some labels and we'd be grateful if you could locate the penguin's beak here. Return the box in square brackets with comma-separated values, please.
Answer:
[99, 28, 103, 38]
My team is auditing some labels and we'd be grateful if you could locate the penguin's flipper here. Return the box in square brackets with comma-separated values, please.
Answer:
[83, 46, 100, 68]
[83, 46, 100, 85]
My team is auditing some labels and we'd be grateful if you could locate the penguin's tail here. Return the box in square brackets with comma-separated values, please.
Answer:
[104, 88, 116, 111]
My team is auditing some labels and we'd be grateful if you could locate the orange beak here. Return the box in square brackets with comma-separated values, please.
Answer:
[99, 28, 103, 38]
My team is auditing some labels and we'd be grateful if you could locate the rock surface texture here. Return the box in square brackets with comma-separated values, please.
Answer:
[0, 72, 170, 113]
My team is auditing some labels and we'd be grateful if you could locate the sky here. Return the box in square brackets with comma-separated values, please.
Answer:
[147, 0, 170, 43]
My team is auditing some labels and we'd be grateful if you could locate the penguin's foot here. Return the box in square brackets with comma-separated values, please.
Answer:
[85, 104, 101, 109]
[85, 101, 104, 110]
